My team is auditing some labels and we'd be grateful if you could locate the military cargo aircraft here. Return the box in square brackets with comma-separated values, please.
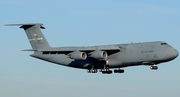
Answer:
[6, 23, 179, 74]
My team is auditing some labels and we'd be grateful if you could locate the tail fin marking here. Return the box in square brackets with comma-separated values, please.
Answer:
[6, 23, 51, 50]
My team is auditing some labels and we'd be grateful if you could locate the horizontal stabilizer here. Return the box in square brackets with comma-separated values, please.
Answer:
[5, 23, 45, 30]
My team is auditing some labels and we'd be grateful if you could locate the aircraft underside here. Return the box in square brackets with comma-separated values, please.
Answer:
[31, 53, 161, 74]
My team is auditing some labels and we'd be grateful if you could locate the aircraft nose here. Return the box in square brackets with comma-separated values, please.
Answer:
[170, 48, 179, 59]
[172, 49, 179, 58]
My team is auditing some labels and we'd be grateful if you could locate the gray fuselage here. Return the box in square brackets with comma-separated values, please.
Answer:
[30, 41, 178, 69]
[7, 23, 178, 73]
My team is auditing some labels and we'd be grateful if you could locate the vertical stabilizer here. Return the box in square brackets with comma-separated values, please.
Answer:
[6, 23, 51, 50]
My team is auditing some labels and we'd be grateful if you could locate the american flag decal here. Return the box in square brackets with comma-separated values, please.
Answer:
[34, 34, 37, 36]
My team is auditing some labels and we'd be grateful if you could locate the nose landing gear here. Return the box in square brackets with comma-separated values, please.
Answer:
[150, 65, 158, 70]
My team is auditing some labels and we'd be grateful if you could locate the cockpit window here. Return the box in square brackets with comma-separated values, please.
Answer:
[161, 42, 167, 45]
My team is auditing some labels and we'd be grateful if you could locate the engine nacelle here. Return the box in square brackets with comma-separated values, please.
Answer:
[89, 50, 108, 59]
[69, 51, 87, 60]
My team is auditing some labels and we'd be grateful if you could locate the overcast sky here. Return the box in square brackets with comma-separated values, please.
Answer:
[1, 0, 180, 97]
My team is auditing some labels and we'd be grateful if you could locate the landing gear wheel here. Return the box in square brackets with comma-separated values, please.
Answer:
[102, 70, 112, 74]
[87, 69, 98, 73]
[150, 66, 158, 70]
[101, 65, 112, 74]
[87, 69, 90, 73]
[114, 70, 118, 73]
[114, 69, 124, 73]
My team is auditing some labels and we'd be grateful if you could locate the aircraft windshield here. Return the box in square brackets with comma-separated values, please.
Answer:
[161, 42, 167, 45]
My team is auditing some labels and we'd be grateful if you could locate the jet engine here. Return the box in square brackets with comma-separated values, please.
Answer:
[69, 51, 87, 60]
[89, 50, 108, 59]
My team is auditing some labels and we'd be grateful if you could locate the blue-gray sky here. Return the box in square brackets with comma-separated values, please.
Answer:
[1, 0, 180, 97]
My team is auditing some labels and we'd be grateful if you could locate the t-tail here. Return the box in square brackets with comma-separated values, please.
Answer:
[6, 23, 51, 50]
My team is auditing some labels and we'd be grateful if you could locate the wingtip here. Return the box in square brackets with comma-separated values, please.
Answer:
[21, 49, 38, 51]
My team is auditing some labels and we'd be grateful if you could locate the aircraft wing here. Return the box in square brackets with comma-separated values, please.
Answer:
[22, 46, 121, 55]
[41, 49, 120, 55]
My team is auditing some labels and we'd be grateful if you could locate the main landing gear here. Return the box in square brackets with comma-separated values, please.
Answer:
[87, 67, 125, 74]
[100, 68, 125, 74]
[87, 66, 113, 74]
[87, 69, 98, 73]
[114, 69, 124, 73]
[94, 65, 112, 74]
[101, 69, 113, 74]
